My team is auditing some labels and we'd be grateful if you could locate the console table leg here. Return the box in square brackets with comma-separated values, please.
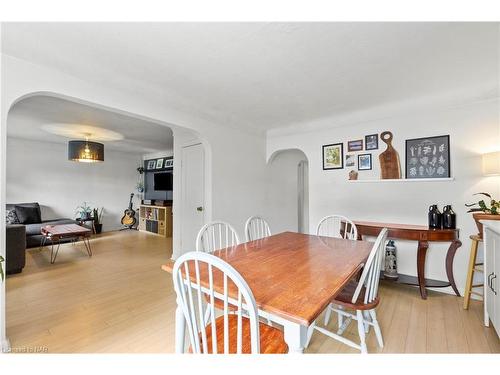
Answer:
[417, 241, 429, 299]
[446, 239, 462, 296]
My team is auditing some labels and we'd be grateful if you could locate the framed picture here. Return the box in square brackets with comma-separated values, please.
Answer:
[348, 139, 363, 152]
[322, 143, 344, 170]
[155, 158, 164, 169]
[365, 134, 378, 150]
[345, 154, 356, 167]
[358, 154, 372, 170]
[147, 160, 156, 170]
[405, 135, 450, 179]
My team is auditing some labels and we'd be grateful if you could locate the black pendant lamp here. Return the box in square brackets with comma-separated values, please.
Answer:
[68, 135, 104, 163]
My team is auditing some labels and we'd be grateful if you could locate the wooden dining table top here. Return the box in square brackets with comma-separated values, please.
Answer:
[161, 231, 373, 326]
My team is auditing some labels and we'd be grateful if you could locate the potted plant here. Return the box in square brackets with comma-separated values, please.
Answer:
[465, 192, 500, 237]
[75, 201, 92, 220]
[93, 207, 104, 234]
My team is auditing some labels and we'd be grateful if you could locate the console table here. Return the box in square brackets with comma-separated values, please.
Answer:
[354, 221, 462, 300]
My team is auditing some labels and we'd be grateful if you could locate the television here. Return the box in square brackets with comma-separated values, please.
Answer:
[154, 172, 173, 191]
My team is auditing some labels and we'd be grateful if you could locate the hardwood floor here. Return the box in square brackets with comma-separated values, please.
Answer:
[6, 230, 499, 353]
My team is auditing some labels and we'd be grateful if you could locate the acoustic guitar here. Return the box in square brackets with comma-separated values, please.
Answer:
[121, 193, 137, 228]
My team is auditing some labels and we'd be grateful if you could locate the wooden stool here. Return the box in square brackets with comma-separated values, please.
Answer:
[463, 235, 484, 309]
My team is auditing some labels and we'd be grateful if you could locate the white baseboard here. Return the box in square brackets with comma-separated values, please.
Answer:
[1, 337, 11, 354]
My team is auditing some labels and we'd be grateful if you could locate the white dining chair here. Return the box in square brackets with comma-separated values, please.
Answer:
[316, 214, 359, 328]
[196, 221, 241, 253]
[306, 228, 388, 353]
[172, 251, 288, 353]
[244, 216, 272, 242]
[316, 214, 358, 240]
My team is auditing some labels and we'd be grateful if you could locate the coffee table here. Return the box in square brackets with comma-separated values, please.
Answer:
[40, 224, 92, 264]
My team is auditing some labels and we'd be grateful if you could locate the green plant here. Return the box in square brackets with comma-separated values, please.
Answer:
[0, 255, 5, 282]
[465, 192, 499, 215]
[93, 207, 104, 225]
[136, 181, 144, 193]
[75, 201, 92, 218]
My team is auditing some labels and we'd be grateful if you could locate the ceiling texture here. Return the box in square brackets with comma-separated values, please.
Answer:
[7, 96, 173, 154]
[2, 22, 499, 135]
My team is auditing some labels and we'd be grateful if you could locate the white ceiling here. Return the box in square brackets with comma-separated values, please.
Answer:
[7, 95, 173, 154]
[2, 22, 499, 133]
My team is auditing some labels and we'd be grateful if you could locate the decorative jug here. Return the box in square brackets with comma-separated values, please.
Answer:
[443, 205, 456, 229]
[428, 205, 442, 229]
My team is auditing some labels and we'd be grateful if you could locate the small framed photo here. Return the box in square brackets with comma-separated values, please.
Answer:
[322, 143, 344, 170]
[348, 139, 363, 152]
[155, 158, 164, 169]
[358, 154, 372, 170]
[345, 154, 356, 167]
[147, 160, 156, 170]
[365, 134, 378, 150]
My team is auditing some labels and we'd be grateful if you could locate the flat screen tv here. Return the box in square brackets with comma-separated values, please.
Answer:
[154, 172, 173, 191]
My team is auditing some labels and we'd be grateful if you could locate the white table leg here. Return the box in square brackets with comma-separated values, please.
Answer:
[175, 305, 186, 353]
[283, 321, 308, 353]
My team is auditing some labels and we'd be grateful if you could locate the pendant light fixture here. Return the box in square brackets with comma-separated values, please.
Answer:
[68, 134, 104, 163]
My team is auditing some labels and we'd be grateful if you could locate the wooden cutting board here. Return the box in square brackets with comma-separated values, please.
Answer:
[379, 131, 401, 179]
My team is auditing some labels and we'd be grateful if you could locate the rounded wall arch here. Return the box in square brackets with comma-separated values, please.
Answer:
[265, 148, 309, 234]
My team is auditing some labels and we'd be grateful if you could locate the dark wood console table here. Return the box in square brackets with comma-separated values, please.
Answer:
[354, 221, 462, 300]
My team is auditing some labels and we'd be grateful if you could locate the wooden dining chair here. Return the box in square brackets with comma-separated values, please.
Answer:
[244, 216, 272, 242]
[316, 214, 358, 240]
[172, 251, 288, 354]
[307, 228, 388, 353]
[196, 221, 241, 253]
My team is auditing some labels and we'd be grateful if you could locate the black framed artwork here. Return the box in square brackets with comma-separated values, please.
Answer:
[322, 143, 344, 170]
[146, 160, 156, 170]
[347, 139, 363, 152]
[358, 154, 372, 170]
[405, 135, 450, 179]
[365, 134, 378, 150]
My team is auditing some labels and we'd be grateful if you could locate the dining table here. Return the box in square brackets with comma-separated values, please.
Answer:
[161, 231, 374, 353]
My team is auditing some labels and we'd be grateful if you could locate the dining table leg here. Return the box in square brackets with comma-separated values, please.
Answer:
[175, 305, 186, 353]
[283, 321, 308, 353]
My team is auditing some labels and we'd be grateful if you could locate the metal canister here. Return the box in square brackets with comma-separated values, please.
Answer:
[384, 240, 398, 279]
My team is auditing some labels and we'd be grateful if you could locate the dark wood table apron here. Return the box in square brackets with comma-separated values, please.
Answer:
[354, 221, 461, 300]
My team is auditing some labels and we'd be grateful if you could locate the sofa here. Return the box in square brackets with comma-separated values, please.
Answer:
[5, 202, 78, 274]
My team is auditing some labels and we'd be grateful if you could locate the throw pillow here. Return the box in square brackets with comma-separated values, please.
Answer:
[6, 209, 20, 224]
[15, 205, 42, 224]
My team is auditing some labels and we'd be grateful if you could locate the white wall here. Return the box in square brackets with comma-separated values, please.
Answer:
[264, 149, 308, 234]
[6, 137, 142, 231]
[268, 97, 500, 295]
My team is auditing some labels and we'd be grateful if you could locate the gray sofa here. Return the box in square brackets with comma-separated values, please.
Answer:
[7, 202, 78, 248]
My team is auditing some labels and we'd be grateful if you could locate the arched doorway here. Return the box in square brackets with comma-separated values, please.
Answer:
[266, 149, 309, 234]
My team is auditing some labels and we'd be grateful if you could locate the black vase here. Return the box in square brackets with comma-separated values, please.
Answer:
[443, 205, 456, 229]
[428, 204, 442, 229]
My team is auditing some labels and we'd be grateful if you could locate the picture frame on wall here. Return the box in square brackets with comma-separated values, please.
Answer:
[147, 160, 156, 170]
[358, 154, 372, 170]
[365, 134, 378, 150]
[155, 158, 164, 169]
[405, 135, 450, 179]
[322, 143, 344, 170]
[347, 139, 363, 152]
[345, 154, 356, 167]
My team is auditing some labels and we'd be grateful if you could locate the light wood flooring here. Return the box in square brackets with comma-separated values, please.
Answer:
[6, 230, 499, 353]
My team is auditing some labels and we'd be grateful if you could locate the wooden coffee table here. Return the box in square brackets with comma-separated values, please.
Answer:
[40, 224, 92, 264]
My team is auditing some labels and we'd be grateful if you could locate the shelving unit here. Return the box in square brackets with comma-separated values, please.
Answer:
[138, 204, 172, 237]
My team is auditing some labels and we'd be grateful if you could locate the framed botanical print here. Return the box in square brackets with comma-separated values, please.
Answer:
[405, 135, 450, 179]
[322, 143, 344, 170]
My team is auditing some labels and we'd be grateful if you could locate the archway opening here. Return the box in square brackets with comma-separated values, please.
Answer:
[266, 149, 309, 234]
